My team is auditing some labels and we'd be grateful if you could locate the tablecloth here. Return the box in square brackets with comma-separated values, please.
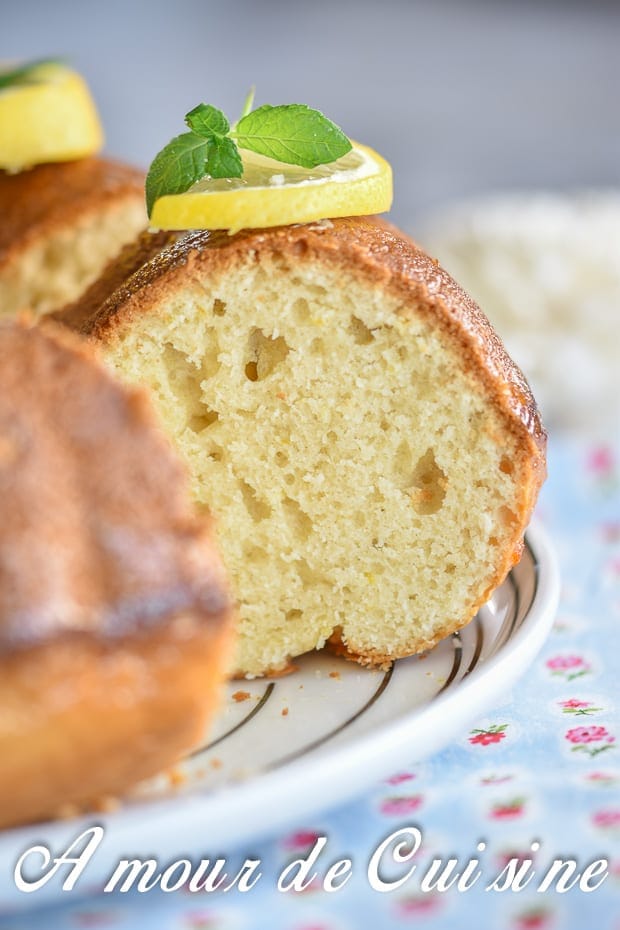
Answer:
[1, 434, 618, 929]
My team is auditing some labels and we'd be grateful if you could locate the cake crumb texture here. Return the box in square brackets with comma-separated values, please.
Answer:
[0, 158, 146, 318]
[77, 217, 545, 677]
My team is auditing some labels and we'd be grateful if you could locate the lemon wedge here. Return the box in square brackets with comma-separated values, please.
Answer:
[0, 62, 103, 171]
[150, 142, 392, 233]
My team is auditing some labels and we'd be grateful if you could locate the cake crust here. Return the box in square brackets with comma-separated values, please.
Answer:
[72, 218, 546, 465]
[0, 157, 145, 271]
[0, 318, 233, 827]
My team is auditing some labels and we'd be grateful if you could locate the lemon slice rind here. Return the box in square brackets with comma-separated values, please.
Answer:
[0, 64, 103, 171]
[150, 142, 392, 233]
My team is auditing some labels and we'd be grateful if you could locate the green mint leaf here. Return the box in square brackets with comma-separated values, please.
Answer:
[0, 58, 64, 91]
[145, 131, 209, 217]
[205, 136, 243, 179]
[185, 103, 229, 139]
[233, 104, 352, 168]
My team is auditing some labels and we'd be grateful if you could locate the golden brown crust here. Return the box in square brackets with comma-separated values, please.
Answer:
[74, 217, 546, 475]
[0, 616, 233, 829]
[0, 157, 145, 271]
[0, 317, 230, 649]
[53, 228, 179, 330]
[0, 317, 234, 825]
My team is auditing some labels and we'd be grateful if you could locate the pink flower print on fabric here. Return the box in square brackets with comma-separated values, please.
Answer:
[585, 771, 620, 787]
[490, 797, 526, 820]
[480, 773, 514, 786]
[380, 795, 424, 816]
[513, 906, 554, 929]
[600, 521, 620, 543]
[566, 725, 613, 743]
[282, 830, 322, 851]
[566, 725, 616, 757]
[385, 771, 416, 786]
[73, 914, 122, 928]
[546, 655, 591, 681]
[469, 724, 508, 746]
[558, 699, 602, 716]
[586, 446, 615, 476]
[496, 848, 538, 870]
[591, 809, 620, 832]
[607, 556, 620, 578]
[586, 446, 618, 494]
[182, 914, 221, 930]
[395, 894, 442, 917]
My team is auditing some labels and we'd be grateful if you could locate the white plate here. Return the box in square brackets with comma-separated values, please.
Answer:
[0, 522, 559, 911]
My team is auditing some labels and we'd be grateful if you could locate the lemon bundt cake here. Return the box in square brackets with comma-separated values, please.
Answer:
[0, 157, 146, 319]
[0, 319, 233, 828]
[63, 217, 546, 678]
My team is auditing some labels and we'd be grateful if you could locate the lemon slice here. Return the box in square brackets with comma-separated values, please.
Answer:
[0, 62, 103, 171]
[150, 142, 392, 233]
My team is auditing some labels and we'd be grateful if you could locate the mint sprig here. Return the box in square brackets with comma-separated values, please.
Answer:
[145, 93, 352, 217]
[234, 104, 351, 169]
[0, 58, 63, 91]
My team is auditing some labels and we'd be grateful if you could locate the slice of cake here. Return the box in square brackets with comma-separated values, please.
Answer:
[0, 60, 146, 318]
[0, 318, 233, 828]
[62, 216, 546, 678]
[0, 157, 146, 318]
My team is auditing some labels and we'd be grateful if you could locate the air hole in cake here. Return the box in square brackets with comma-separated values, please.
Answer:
[499, 455, 515, 475]
[162, 343, 212, 413]
[208, 447, 223, 462]
[245, 328, 290, 381]
[188, 407, 219, 433]
[239, 480, 271, 522]
[393, 439, 414, 489]
[348, 315, 374, 345]
[201, 330, 221, 379]
[244, 361, 258, 382]
[162, 342, 191, 382]
[282, 497, 313, 540]
[409, 449, 447, 515]
[246, 545, 268, 564]
[292, 297, 310, 324]
[285, 608, 303, 622]
[275, 450, 289, 467]
[212, 298, 226, 317]
[293, 558, 320, 586]
[309, 337, 324, 355]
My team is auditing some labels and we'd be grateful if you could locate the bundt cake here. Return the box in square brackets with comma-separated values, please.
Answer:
[0, 157, 146, 319]
[61, 216, 546, 678]
[0, 318, 233, 828]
